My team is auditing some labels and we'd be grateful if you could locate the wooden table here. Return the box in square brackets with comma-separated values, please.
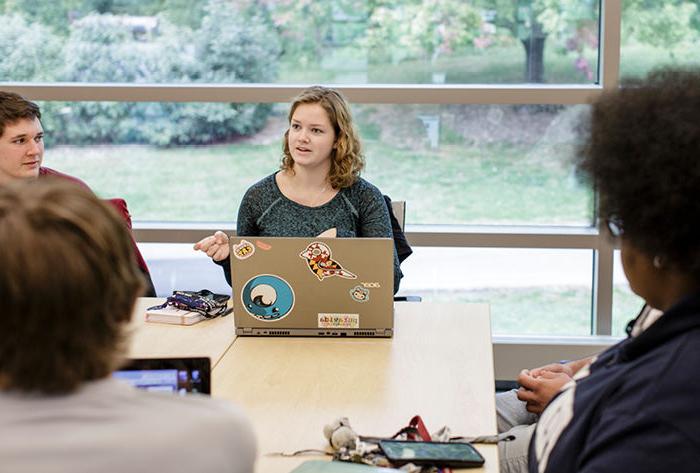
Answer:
[213, 302, 498, 472]
[127, 297, 236, 368]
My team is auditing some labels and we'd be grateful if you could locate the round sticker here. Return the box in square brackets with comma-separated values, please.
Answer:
[241, 274, 295, 321]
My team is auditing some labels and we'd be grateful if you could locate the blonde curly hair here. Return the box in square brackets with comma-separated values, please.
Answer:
[281, 86, 365, 189]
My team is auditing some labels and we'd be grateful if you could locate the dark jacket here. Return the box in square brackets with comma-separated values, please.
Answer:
[383, 195, 413, 264]
[529, 292, 700, 473]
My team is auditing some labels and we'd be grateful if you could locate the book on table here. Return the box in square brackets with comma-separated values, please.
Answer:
[145, 304, 205, 326]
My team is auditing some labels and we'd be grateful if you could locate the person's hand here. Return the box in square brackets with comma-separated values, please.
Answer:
[529, 362, 574, 378]
[193, 231, 230, 261]
[516, 369, 573, 415]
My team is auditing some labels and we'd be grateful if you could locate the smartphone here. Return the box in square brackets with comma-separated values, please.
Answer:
[379, 440, 485, 468]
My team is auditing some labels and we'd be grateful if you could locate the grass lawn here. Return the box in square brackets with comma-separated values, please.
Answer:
[46, 143, 281, 222]
[46, 137, 592, 225]
[620, 41, 700, 79]
[279, 39, 694, 85]
[281, 44, 599, 84]
[420, 284, 642, 336]
[365, 140, 591, 225]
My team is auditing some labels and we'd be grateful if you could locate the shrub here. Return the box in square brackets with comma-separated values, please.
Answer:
[149, 0, 281, 145]
[53, 1, 281, 146]
[0, 14, 62, 81]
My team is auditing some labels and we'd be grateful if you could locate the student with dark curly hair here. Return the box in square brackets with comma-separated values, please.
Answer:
[528, 68, 700, 472]
[0, 179, 256, 473]
[195, 86, 402, 293]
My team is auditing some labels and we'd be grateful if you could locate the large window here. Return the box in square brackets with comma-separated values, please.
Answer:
[44, 101, 592, 225]
[0, 1, 600, 85]
[3, 1, 665, 338]
[402, 248, 595, 336]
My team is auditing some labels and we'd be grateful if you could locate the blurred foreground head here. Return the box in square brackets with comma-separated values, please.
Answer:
[0, 179, 144, 394]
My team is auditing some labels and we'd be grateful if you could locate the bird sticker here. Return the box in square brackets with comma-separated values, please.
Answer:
[299, 241, 357, 281]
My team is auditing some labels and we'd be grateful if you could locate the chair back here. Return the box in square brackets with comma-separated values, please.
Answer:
[383, 197, 421, 302]
[105, 198, 156, 297]
[390, 200, 406, 230]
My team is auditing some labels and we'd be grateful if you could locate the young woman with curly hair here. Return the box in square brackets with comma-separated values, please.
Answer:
[195, 86, 402, 292]
[528, 67, 700, 473]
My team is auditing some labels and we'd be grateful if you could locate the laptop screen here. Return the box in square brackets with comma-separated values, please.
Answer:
[113, 357, 210, 395]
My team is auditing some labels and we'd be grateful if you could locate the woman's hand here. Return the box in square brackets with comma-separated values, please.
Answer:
[193, 231, 230, 261]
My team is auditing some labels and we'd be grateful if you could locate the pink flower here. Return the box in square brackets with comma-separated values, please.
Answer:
[474, 36, 492, 49]
[575, 57, 593, 80]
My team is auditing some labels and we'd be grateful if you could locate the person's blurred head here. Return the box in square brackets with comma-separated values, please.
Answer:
[281, 86, 365, 188]
[0, 179, 145, 394]
[0, 92, 44, 183]
[577, 67, 700, 308]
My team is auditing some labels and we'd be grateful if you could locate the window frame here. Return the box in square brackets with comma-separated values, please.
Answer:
[0, 1, 623, 341]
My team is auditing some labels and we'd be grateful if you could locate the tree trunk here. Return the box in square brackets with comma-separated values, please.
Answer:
[521, 35, 546, 83]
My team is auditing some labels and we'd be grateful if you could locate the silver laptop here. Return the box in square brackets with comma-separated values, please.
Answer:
[230, 237, 394, 337]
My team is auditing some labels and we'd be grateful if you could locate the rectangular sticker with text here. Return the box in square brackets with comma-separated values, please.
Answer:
[318, 313, 360, 329]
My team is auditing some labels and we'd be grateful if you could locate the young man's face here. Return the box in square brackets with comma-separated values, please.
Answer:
[0, 117, 44, 184]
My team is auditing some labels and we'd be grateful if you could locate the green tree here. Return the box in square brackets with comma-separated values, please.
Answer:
[252, 0, 368, 67]
[192, 0, 279, 84]
[60, 13, 175, 83]
[52, 0, 281, 146]
[154, 0, 281, 145]
[474, 0, 599, 83]
[471, 0, 700, 82]
[158, 0, 207, 29]
[0, 0, 202, 34]
[1, 0, 84, 34]
[623, 0, 699, 56]
[362, 0, 615, 83]
[54, 13, 184, 144]
[0, 14, 63, 81]
[76, 0, 161, 15]
[366, 0, 481, 65]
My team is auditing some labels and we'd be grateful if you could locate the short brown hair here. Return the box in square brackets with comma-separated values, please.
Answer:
[0, 91, 41, 138]
[0, 179, 145, 394]
[281, 86, 365, 189]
